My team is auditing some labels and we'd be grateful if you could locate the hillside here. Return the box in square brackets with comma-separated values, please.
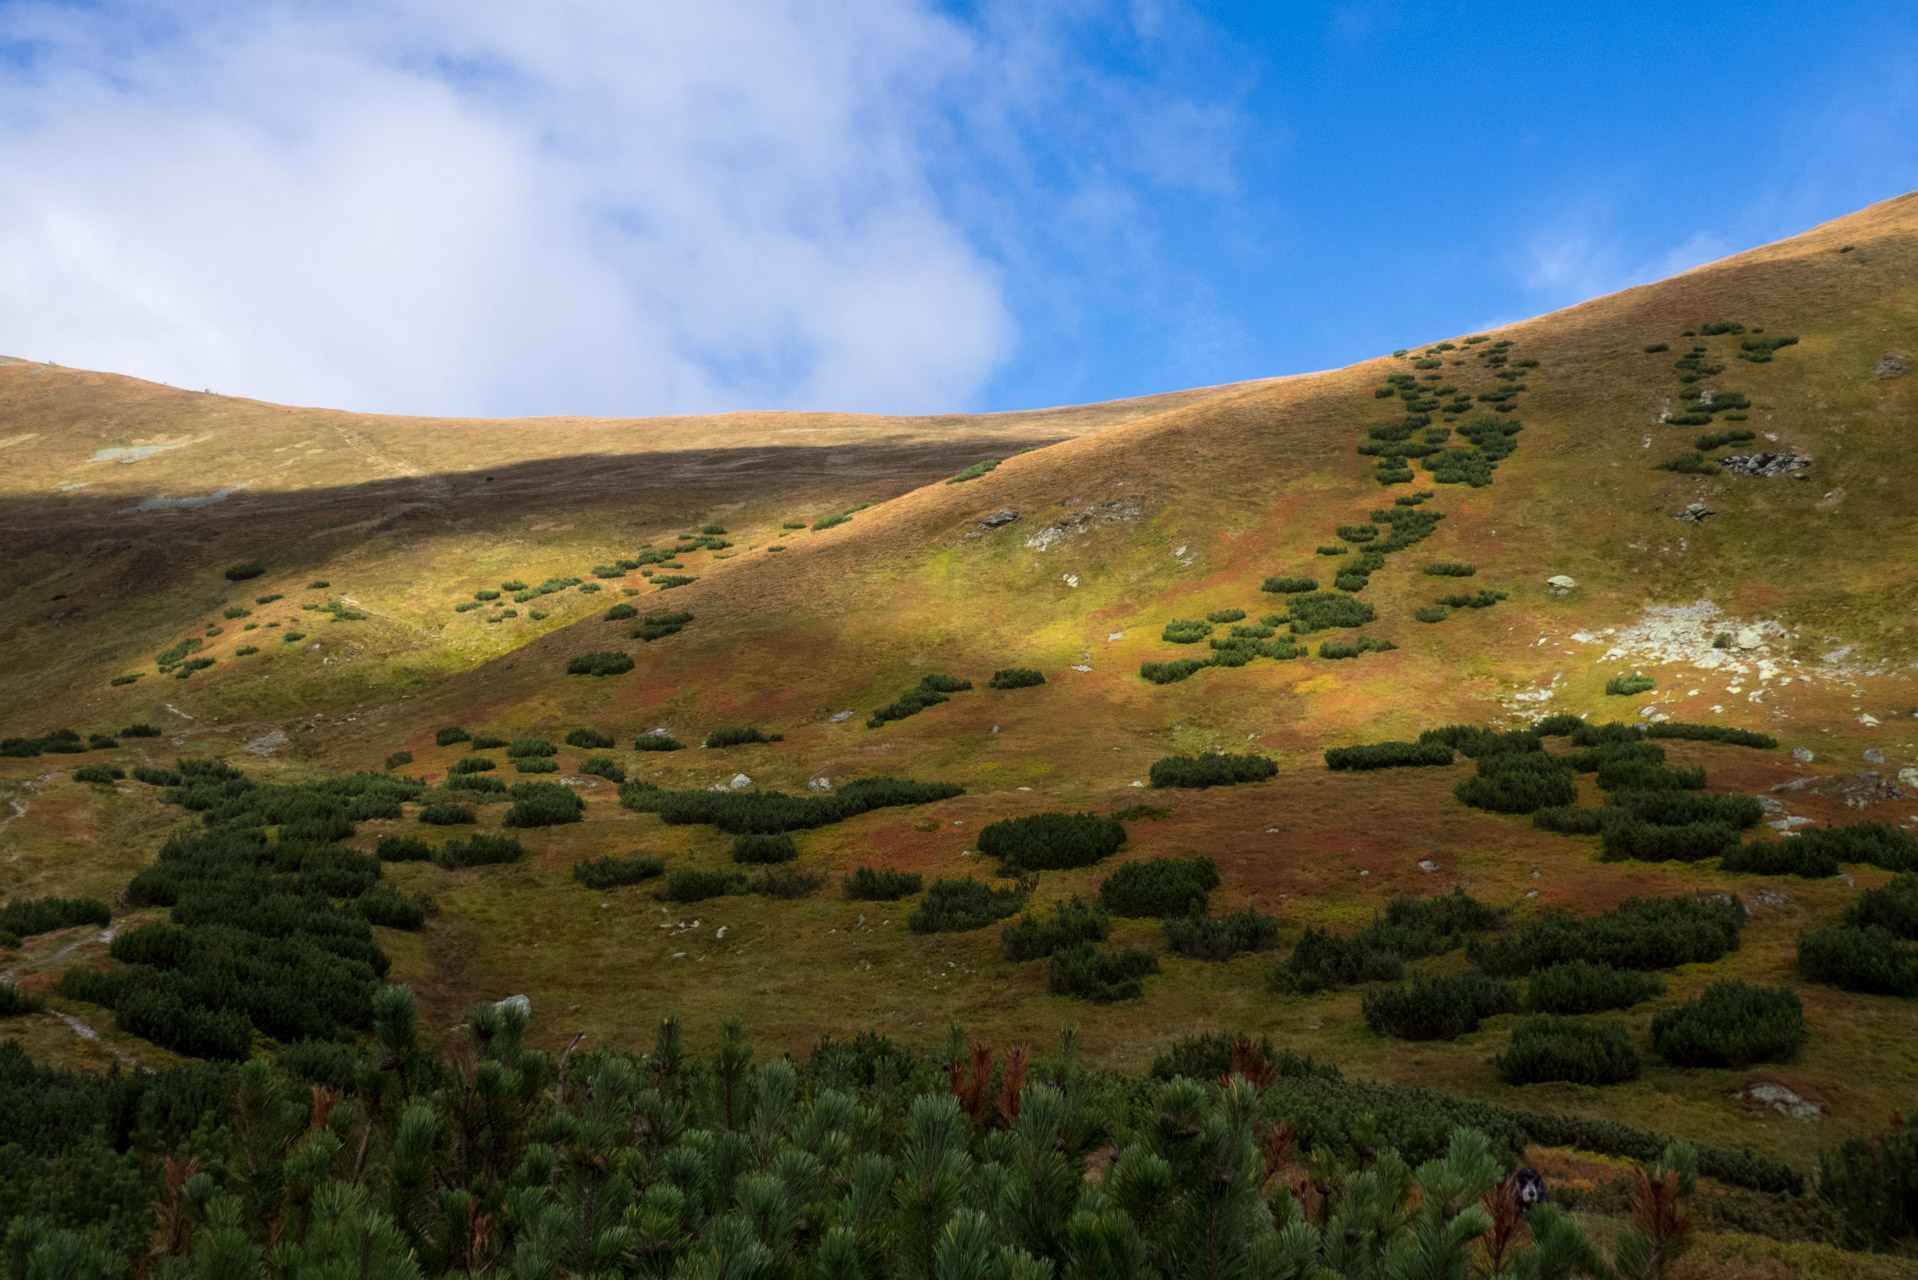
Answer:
[4, 189, 1918, 1197]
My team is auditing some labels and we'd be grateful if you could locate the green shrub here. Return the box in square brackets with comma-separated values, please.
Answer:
[635, 610, 693, 641]
[1281, 592, 1375, 635]
[1847, 874, 1918, 938]
[1644, 342, 1670, 353]
[233, 645, 260, 657]
[1423, 563, 1476, 578]
[1454, 752, 1577, 815]
[223, 561, 263, 581]
[1001, 897, 1110, 961]
[1164, 906, 1279, 961]
[909, 877, 1030, 933]
[503, 781, 585, 828]
[1149, 753, 1277, 789]
[72, 764, 124, 784]
[1318, 637, 1396, 659]
[1336, 525, 1378, 543]
[0, 983, 46, 1016]
[1412, 605, 1448, 623]
[375, 836, 433, 863]
[1696, 429, 1756, 451]
[1161, 618, 1211, 644]
[1652, 980, 1806, 1068]
[117, 723, 160, 740]
[502, 739, 553, 758]
[811, 513, 851, 531]
[1655, 452, 1718, 475]
[109, 674, 143, 686]
[1048, 944, 1159, 1002]
[843, 867, 922, 900]
[283, 631, 306, 643]
[634, 734, 687, 752]
[623, 776, 962, 834]
[446, 775, 507, 797]
[1784, 823, 1918, 874]
[513, 758, 559, 774]
[1532, 806, 1607, 835]
[0, 897, 111, 940]
[1471, 894, 1745, 975]
[1605, 675, 1657, 697]
[455, 601, 483, 613]
[948, 459, 1000, 483]
[1798, 925, 1918, 996]
[432, 727, 472, 750]
[1641, 722, 1775, 749]
[605, 603, 638, 621]
[418, 803, 476, 826]
[978, 812, 1126, 872]
[1324, 740, 1454, 770]
[746, 867, 824, 898]
[1497, 1017, 1640, 1085]
[1819, 1118, 1918, 1249]
[1363, 973, 1518, 1040]
[1099, 856, 1219, 918]
[1433, 589, 1507, 609]
[1314, 544, 1348, 556]
[660, 869, 744, 902]
[221, 605, 250, 620]
[449, 756, 495, 775]
[574, 856, 665, 889]
[1140, 659, 1208, 684]
[1739, 335, 1798, 362]
[1526, 962, 1663, 1014]
[132, 766, 182, 787]
[1720, 839, 1834, 877]
[565, 728, 615, 750]
[988, 667, 1045, 689]
[500, 580, 526, 591]
[567, 651, 634, 676]
[706, 726, 781, 748]
[579, 757, 626, 783]
[869, 674, 972, 727]
[733, 832, 798, 864]
[1261, 576, 1318, 594]
[427, 833, 523, 869]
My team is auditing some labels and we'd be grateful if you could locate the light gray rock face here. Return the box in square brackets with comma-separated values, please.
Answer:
[1546, 575, 1576, 595]
[1792, 747, 1814, 763]
[494, 995, 531, 1020]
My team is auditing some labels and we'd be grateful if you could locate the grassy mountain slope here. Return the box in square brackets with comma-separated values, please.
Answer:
[4, 192, 1918, 1175]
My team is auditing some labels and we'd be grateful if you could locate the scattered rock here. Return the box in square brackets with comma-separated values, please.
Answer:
[1792, 747, 1814, 763]
[1024, 497, 1144, 550]
[728, 774, 753, 791]
[1071, 664, 1091, 673]
[1107, 632, 1124, 642]
[1546, 575, 1577, 596]
[1417, 859, 1438, 873]
[244, 729, 287, 756]
[1720, 449, 1811, 479]
[1859, 713, 1881, 727]
[978, 509, 1018, 530]
[494, 994, 532, 1020]
[1768, 816, 1815, 832]
[1062, 574, 1080, 588]
[1673, 502, 1713, 523]
[1865, 749, 1886, 764]
[1901, 767, 1918, 789]
[1774, 771, 1908, 808]
[1875, 352, 1909, 379]
[808, 777, 832, 792]
[1736, 1082, 1823, 1122]
[828, 711, 854, 723]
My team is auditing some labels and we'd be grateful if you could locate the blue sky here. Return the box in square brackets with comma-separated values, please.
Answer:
[1, 1, 1914, 418]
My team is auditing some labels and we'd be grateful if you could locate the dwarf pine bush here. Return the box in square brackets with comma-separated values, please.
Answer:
[1471, 894, 1745, 976]
[1363, 973, 1518, 1041]
[375, 835, 432, 862]
[605, 603, 638, 621]
[446, 774, 508, 795]
[1000, 896, 1110, 961]
[449, 757, 496, 775]
[1261, 576, 1318, 594]
[579, 757, 625, 783]
[431, 834, 524, 868]
[1148, 753, 1277, 789]
[1324, 740, 1454, 770]
[1526, 962, 1663, 1015]
[660, 869, 744, 902]
[733, 832, 797, 864]
[1099, 856, 1219, 918]
[72, 764, 124, 784]
[570, 856, 666, 890]
[988, 667, 1044, 689]
[568, 651, 634, 676]
[977, 811, 1126, 872]
[418, 803, 476, 826]
[0, 898, 111, 939]
[1141, 658, 1208, 684]
[1652, 980, 1806, 1068]
[1605, 675, 1657, 697]
[706, 726, 780, 748]
[1164, 906, 1279, 961]
[908, 877, 1030, 932]
[503, 781, 585, 828]
[1798, 924, 1918, 996]
[1454, 753, 1577, 815]
[565, 728, 615, 750]
[1162, 619, 1211, 644]
[634, 734, 687, 751]
[1497, 1017, 1641, 1085]
[842, 866, 922, 900]
[1048, 944, 1159, 1002]
[223, 561, 263, 581]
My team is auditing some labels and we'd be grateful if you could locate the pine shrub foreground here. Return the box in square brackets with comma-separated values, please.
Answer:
[1525, 961, 1663, 1015]
[1362, 973, 1518, 1041]
[977, 811, 1126, 872]
[1047, 943, 1159, 1001]
[1651, 980, 1807, 1068]
[1098, 856, 1220, 918]
[1497, 1016, 1641, 1086]
[1163, 906, 1280, 961]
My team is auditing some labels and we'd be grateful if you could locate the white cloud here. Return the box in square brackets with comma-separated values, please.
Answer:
[0, 0, 1030, 416]
[1521, 218, 1730, 309]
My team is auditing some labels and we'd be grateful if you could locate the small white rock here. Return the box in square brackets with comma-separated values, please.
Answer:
[729, 773, 752, 790]
[1417, 859, 1437, 872]
[1063, 574, 1080, 588]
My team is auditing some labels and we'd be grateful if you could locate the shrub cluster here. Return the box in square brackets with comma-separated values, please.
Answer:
[988, 667, 1045, 689]
[502, 781, 585, 828]
[513, 758, 559, 774]
[1424, 562, 1476, 577]
[1652, 980, 1807, 1068]
[449, 756, 496, 774]
[446, 774, 507, 795]
[1362, 973, 1518, 1041]
[579, 757, 625, 783]
[908, 877, 1031, 933]
[1472, 895, 1744, 976]
[567, 651, 634, 676]
[1282, 592, 1376, 635]
[635, 610, 694, 642]
[1047, 944, 1159, 1002]
[1148, 753, 1276, 789]
[1497, 1017, 1641, 1085]
[1099, 856, 1219, 918]
[1161, 619, 1211, 644]
[1605, 675, 1658, 696]
[375, 835, 432, 862]
[842, 867, 922, 900]
[621, 775, 963, 834]
[660, 869, 744, 902]
[1526, 961, 1663, 1014]
[72, 764, 124, 784]
[1000, 896, 1110, 961]
[869, 675, 972, 728]
[569, 855, 665, 890]
[1140, 659, 1207, 685]
[1643, 722, 1777, 749]
[732, 832, 798, 864]
[1318, 637, 1396, 660]
[1454, 752, 1577, 815]
[1164, 906, 1279, 961]
[0, 897, 111, 941]
[634, 734, 687, 752]
[1324, 740, 1454, 770]
[1260, 576, 1317, 594]
[565, 728, 616, 749]
[418, 802, 476, 826]
[978, 811, 1126, 872]
[947, 458, 1000, 483]
[705, 726, 782, 748]
[1271, 890, 1502, 994]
